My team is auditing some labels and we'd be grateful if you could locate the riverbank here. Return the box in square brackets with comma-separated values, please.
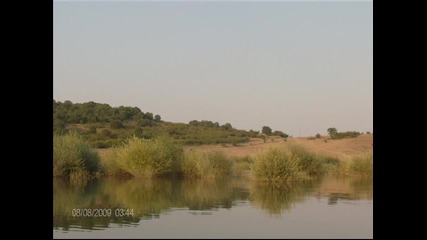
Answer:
[96, 135, 373, 161]
[55, 133, 373, 181]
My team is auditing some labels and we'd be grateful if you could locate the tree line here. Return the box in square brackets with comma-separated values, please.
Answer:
[53, 100, 292, 148]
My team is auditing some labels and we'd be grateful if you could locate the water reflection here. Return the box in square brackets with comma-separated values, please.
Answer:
[313, 176, 373, 205]
[54, 176, 372, 231]
[248, 180, 320, 215]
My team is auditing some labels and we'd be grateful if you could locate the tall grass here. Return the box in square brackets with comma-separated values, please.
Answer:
[109, 136, 184, 178]
[100, 148, 131, 177]
[231, 156, 252, 178]
[53, 132, 100, 179]
[286, 144, 322, 175]
[250, 148, 309, 182]
[286, 144, 341, 175]
[350, 151, 373, 176]
[181, 151, 232, 178]
[249, 145, 341, 182]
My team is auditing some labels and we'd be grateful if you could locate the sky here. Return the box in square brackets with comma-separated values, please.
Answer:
[54, 0, 373, 137]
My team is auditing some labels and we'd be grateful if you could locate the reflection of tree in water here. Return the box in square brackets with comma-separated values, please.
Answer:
[249, 180, 320, 216]
[176, 178, 235, 210]
[54, 177, 244, 230]
[350, 176, 373, 200]
[313, 176, 373, 205]
[54, 176, 372, 230]
[100, 178, 175, 218]
[53, 179, 139, 231]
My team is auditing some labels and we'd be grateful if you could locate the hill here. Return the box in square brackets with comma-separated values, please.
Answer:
[53, 100, 265, 148]
[54, 100, 371, 159]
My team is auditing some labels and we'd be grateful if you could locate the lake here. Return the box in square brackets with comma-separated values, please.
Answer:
[53, 175, 373, 238]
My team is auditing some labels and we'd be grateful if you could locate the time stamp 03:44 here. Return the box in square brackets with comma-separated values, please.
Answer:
[71, 208, 134, 217]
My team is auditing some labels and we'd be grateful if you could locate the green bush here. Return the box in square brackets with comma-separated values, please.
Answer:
[181, 151, 232, 178]
[111, 136, 183, 178]
[288, 144, 340, 175]
[272, 130, 289, 138]
[53, 132, 100, 178]
[318, 156, 341, 173]
[350, 152, 373, 176]
[249, 145, 341, 182]
[100, 149, 130, 176]
[286, 145, 323, 175]
[328, 127, 361, 139]
[250, 148, 308, 182]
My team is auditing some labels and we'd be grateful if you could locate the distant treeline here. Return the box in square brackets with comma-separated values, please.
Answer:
[53, 100, 160, 125]
[53, 100, 288, 148]
[327, 128, 361, 139]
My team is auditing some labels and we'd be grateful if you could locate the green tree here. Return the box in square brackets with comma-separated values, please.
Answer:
[272, 130, 288, 138]
[221, 123, 233, 130]
[262, 126, 272, 136]
[327, 128, 337, 138]
[315, 133, 321, 138]
[189, 120, 199, 126]
[154, 114, 161, 122]
[144, 112, 154, 120]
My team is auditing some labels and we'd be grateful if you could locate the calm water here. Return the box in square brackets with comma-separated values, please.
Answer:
[53, 176, 373, 239]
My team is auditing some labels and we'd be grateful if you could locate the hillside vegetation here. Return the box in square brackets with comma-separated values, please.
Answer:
[53, 100, 268, 148]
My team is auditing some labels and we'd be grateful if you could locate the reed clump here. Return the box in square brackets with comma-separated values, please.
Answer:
[53, 132, 100, 179]
[181, 150, 232, 178]
[109, 136, 184, 178]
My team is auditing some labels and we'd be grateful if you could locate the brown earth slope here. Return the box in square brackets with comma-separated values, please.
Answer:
[184, 134, 373, 161]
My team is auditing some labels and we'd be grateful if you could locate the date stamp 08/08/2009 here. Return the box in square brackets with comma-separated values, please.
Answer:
[71, 208, 134, 217]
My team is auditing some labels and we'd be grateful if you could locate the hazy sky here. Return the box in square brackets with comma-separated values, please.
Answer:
[54, 0, 373, 137]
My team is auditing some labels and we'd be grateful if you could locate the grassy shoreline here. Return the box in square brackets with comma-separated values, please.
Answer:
[54, 133, 373, 181]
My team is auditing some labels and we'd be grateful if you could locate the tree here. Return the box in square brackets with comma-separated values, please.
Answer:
[144, 112, 154, 120]
[221, 123, 233, 130]
[315, 133, 321, 138]
[262, 126, 272, 136]
[327, 128, 337, 137]
[154, 114, 161, 122]
[189, 120, 199, 126]
[272, 130, 289, 138]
